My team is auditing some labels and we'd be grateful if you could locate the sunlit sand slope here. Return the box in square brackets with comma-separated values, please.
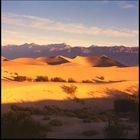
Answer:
[2, 80, 138, 103]
[2, 61, 138, 82]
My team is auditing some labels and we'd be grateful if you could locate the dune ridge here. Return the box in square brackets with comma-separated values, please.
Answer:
[3, 55, 126, 67]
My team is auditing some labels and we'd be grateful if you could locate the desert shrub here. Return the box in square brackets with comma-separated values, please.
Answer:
[82, 130, 98, 137]
[48, 119, 63, 127]
[61, 84, 77, 96]
[1, 111, 46, 139]
[28, 107, 47, 115]
[68, 78, 76, 83]
[82, 80, 93, 83]
[10, 105, 46, 115]
[11, 105, 47, 115]
[10, 105, 31, 113]
[104, 119, 128, 139]
[44, 105, 63, 115]
[14, 72, 18, 75]
[114, 98, 138, 113]
[12, 75, 27, 81]
[92, 79, 105, 83]
[26, 77, 33, 82]
[96, 76, 104, 80]
[35, 76, 49, 82]
[50, 77, 66, 82]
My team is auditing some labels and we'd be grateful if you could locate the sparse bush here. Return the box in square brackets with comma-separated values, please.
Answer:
[48, 119, 63, 127]
[104, 119, 128, 139]
[82, 130, 98, 137]
[68, 78, 76, 83]
[10, 105, 31, 113]
[44, 105, 64, 116]
[50, 77, 66, 82]
[14, 72, 18, 75]
[61, 84, 77, 96]
[82, 80, 93, 83]
[92, 79, 105, 83]
[1, 111, 47, 139]
[114, 98, 138, 113]
[35, 76, 49, 82]
[96, 76, 104, 80]
[26, 77, 33, 82]
[12, 75, 27, 81]
[10, 105, 46, 115]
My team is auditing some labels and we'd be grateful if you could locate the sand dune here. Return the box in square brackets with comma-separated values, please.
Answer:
[70, 55, 125, 67]
[11, 57, 47, 65]
[36, 55, 70, 65]
[1, 56, 9, 61]
[1, 55, 139, 108]
[2, 55, 125, 67]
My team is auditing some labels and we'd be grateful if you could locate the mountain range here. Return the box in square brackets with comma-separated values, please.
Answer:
[2, 43, 139, 66]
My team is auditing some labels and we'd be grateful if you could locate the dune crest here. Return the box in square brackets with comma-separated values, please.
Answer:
[1, 56, 9, 61]
[71, 55, 125, 67]
[36, 55, 70, 65]
[11, 57, 46, 65]
[3, 55, 126, 67]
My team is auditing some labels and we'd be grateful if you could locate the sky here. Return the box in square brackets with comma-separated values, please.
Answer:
[2, 0, 139, 47]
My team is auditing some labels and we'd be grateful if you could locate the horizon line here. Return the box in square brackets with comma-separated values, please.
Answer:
[2, 42, 138, 48]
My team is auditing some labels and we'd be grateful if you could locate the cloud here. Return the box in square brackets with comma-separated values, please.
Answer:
[119, 1, 135, 9]
[2, 28, 138, 47]
[2, 12, 138, 38]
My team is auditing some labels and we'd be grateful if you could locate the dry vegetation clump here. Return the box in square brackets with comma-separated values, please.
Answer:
[26, 77, 33, 82]
[115, 92, 139, 122]
[114, 98, 138, 113]
[104, 118, 128, 139]
[67, 78, 76, 83]
[34, 76, 49, 82]
[44, 105, 63, 115]
[50, 77, 66, 82]
[14, 72, 18, 75]
[82, 80, 93, 83]
[12, 75, 27, 82]
[1, 111, 47, 139]
[10, 105, 46, 116]
[96, 76, 105, 80]
[61, 84, 82, 104]
[61, 84, 77, 96]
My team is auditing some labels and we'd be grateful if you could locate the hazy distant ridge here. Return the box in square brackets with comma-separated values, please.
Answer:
[2, 43, 138, 66]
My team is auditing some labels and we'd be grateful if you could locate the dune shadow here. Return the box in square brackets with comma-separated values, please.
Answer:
[2, 97, 116, 114]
